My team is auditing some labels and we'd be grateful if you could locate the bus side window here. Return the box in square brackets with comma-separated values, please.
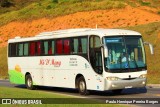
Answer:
[72, 38, 78, 54]
[80, 38, 87, 54]
[37, 41, 41, 55]
[41, 40, 55, 55]
[89, 36, 102, 74]
[90, 36, 101, 48]
[48, 40, 53, 55]
[9, 43, 17, 57]
[79, 38, 82, 53]
[51, 40, 55, 55]
[24, 43, 29, 56]
[56, 39, 63, 54]
[44, 41, 48, 55]
[29, 42, 36, 56]
[18, 43, 23, 56]
[64, 39, 70, 54]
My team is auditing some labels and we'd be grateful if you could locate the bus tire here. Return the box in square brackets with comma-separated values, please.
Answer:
[112, 89, 123, 94]
[25, 74, 35, 90]
[77, 76, 89, 95]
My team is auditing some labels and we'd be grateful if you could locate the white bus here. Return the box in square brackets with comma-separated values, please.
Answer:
[8, 28, 153, 95]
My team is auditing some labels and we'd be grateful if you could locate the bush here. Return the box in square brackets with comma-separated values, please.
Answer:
[0, 0, 14, 7]
[52, 0, 58, 3]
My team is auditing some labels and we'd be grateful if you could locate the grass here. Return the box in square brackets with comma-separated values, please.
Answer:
[0, 47, 8, 79]
[138, 0, 151, 6]
[1, 0, 160, 27]
[117, 0, 160, 8]
[0, 87, 127, 107]
[0, 0, 41, 14]
[0, 87, 70, 98]
[0, 0, 126, 26]
[137, 0, 160, 8]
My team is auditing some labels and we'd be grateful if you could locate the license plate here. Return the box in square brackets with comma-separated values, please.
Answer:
[125, 86, 132, 89]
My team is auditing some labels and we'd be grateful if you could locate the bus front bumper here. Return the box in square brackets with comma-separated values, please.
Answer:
[104, 78, 146, 90]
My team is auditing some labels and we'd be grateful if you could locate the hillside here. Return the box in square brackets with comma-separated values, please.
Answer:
[0, 0, 160, 83]
[0, 5, 160, 46]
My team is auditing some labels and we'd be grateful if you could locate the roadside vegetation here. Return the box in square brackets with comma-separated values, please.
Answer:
[0, 0, 160, 26]
[0, 47, 8, 79]
[0, 0, 126, 26]
[0, 87, 127, 107]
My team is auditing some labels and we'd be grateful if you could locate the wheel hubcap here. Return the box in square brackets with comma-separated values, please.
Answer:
[79, 81, 85, 92]
[27, 78, 32, 87]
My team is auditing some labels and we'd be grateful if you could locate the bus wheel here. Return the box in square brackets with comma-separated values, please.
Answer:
[25, 74, 35, 90]
[112, 89, 123, 94]
[77, 76, 89, 95]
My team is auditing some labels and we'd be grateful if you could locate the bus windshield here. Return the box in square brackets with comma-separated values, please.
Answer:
[104, 36, 146, 71]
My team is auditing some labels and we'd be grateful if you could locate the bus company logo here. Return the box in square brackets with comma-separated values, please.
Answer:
[39, 59, 61, 67]
[2, 99, 11, 104]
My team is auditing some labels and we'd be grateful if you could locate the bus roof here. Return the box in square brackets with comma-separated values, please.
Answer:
[8, 28, 141, 43]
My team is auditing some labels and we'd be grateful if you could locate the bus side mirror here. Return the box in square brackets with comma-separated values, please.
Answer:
[144, 42, 154, 55]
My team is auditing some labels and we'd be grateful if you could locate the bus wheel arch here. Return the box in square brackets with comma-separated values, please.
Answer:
[75, 74, 83, 88]
[75, 74, 89, 95]
[25, 72, 35, 90]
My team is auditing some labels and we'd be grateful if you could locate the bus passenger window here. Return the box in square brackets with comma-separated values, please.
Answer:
[24, 43, 29, 56]
[29, 42, 36, 56]
[56, 39, 63, 54]
[48, 41, 52, 55]
[80, 38, 87, 54]
[37, 41, 41, 55]
[9, 43, 17, 57]
[64, 39, 70, 54]
[44, 41, 48, 55]
[73, 38, 78, 54]
[51, 40, 55, 54]
[18, 43, 23, 56]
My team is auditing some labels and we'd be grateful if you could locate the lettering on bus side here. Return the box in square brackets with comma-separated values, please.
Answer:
[39, 59, 61, 67]
[69, 58, 78, 66]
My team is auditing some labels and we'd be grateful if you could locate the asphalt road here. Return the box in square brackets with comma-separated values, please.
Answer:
[0, 80, 160, 107]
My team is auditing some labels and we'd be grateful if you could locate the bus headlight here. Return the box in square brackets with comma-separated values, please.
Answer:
[106, 77, 119, 81]
[139, 74, 147, 78]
